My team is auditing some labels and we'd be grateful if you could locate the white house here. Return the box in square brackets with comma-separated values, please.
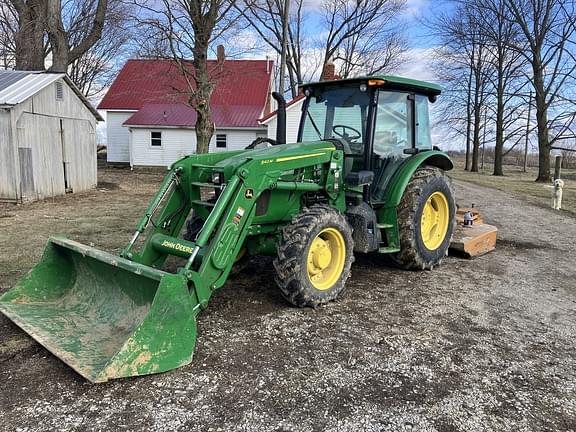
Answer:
[259, 95, 305, 144]
[0, 70, 102, 202]
[98, 58, 274, 167]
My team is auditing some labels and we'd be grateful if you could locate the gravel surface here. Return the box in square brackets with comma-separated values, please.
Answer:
[1, 179, 575, 432]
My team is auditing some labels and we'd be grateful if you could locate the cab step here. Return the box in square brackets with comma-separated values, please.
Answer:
[378, 246, 400, 253]
[376, 223, 394, 229]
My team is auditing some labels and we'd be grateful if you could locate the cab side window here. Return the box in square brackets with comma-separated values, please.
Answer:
[416, 95, 433, 149]
[373, 91, 413, 158]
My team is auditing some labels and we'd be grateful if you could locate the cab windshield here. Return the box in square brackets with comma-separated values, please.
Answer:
[300, 86, 370, 155]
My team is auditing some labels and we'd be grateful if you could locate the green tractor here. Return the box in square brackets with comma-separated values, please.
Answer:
[0, 76, 455, 382]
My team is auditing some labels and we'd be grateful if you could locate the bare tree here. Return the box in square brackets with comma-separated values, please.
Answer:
[468, 0, 528, 176]
[239, 0, 407, 96]
[506, 0, 576, 182]
[1, 0, 129, 98]
[322, 0, 406, 78]
[64, 0, 132, 98]
[430, 3, 493, 172]
[45, 0, 108, 72]
[237, 0, 307, 97]
[0, 2, 18, 68]
[6, 0, 110, 72]
[135, 0, 242, 153]
[9, 0, 46, 70]
[336, 26, 406, 78]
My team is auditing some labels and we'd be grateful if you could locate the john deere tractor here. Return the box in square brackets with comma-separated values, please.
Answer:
[0, 76, 455, 382]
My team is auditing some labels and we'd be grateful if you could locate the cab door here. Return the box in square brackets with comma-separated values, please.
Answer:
[370, 91, 433, 202]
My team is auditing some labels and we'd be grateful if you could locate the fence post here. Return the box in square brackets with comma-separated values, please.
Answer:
[554, 155, 562, 180]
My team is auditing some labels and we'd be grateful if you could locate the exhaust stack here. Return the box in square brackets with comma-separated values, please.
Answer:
[271, 92, 286, 145]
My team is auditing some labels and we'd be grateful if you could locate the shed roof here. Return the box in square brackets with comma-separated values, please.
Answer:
[0, 70, 102, 120]
[0, 70, 32, 93]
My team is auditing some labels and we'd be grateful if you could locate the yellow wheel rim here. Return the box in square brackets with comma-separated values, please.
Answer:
[420, 191, 450, 250]
[307, 227, 346, 291]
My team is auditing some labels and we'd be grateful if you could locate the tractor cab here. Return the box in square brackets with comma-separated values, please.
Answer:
[298, 76, 443, 203]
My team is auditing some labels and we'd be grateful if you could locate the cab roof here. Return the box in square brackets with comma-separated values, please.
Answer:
[301, 75, 442, 98]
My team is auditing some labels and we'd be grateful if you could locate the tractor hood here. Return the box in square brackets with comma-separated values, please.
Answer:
[214, 141, 336, 176]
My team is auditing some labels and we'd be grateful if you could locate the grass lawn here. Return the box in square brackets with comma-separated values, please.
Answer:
[0, 168, 165, 290]
[449, 160, 576, 215]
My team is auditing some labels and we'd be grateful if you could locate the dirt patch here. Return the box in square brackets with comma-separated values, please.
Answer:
[96, 181, 120, 191]
[496, 238, 551, 250]
[0, 170, 575, 431]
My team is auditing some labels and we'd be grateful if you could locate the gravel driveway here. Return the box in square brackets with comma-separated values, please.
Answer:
[1, 179, 575, 432]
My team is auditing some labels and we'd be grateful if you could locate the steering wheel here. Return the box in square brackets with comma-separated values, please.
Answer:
[332, 125, 361, 141]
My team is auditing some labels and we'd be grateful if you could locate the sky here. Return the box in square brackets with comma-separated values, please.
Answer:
[97, 0, 455, 145]
[242, 0, 452, 84]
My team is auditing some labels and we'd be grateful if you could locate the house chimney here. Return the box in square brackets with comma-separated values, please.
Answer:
[217, 45, 225, 64]
[321, 62, 336, 81]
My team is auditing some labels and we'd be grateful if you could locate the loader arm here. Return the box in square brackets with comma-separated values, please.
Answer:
[123, 142, 343, 314]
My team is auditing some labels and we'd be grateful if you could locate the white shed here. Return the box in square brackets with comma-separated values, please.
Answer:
[0, 71, 102, 203]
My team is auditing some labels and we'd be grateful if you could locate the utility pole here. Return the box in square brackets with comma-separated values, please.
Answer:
[278, 0, 290, 95]
[523, 90, 532, 172]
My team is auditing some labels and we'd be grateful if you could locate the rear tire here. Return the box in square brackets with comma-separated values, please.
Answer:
[391, 166, 455, 270]
[274, 205, 354, 307]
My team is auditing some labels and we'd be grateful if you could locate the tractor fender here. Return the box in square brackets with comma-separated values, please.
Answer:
[381, 150, 453, 209]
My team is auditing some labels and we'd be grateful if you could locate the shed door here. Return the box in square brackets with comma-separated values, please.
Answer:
[61, 118, 97, 192]
[16, 113, 65, 200]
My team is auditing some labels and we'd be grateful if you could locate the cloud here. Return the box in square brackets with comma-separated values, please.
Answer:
[403, 0, 430, 16]
[394, 47, 438, 82]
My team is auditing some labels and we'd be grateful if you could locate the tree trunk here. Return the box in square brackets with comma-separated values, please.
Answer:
[45, 0, 68, 72]
[464, 67, 473, 171]
[194, 92, 215, 154]
[192, 38, 215, 154]
[13, 0, 45, 70]
[532, 61, 551, 182]
[493, 76, 505, 176]
[471, 65, 482, 172]
[471, 103, 481, 172]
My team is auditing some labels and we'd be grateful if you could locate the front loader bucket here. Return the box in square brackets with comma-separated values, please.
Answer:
[0, 237, 197, 383]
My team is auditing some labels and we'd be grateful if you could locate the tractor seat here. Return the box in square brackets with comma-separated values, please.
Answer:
[373, 131, 403, 157]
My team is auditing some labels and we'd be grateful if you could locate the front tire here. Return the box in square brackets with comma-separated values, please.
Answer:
[392, 166, 455, 270]
[274, 205, 354, 307]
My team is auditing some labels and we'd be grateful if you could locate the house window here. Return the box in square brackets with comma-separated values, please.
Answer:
[55, 81, 64, 101]
[150, 131, 162, 146]
[216, 134, 227, 148]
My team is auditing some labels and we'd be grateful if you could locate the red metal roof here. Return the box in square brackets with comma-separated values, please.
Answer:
[98, 59, 273, 128]
[124, 103, 265, 128]
[258, 94, 305, 123]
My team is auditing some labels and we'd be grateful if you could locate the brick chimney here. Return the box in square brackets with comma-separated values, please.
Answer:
[217, 45, 225, 64]
[321, 62, 337, 81]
